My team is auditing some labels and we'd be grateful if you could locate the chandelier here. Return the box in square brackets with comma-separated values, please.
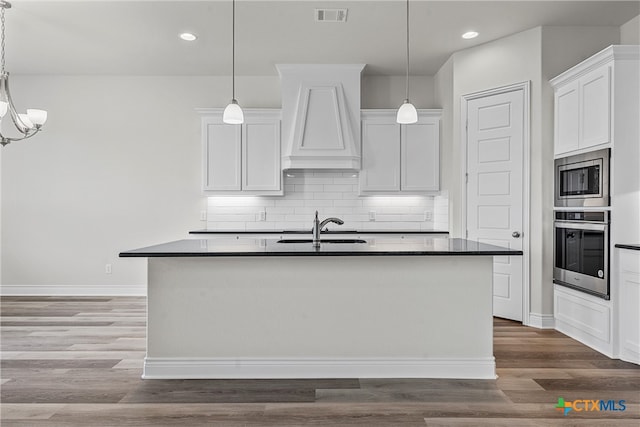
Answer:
[0, 1, 47, 147]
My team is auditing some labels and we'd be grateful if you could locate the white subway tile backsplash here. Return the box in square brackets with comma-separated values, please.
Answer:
[323, 184, 355, 192]
[274, 200, 305, 207]
[294, 184, 324, 192]
[303, 200, 334, 207]
[312, 192, 344, 200]
[209, 214, 257, 222]
[206, 171, 449, 231]
[274, 221, 307, 230]
[207, 197, 275, 207]
[334, 199, 363, 207]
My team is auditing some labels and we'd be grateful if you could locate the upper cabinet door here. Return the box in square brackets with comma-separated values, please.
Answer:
[359, 110, 441, 194]
[360, 120, 401, 192]
[555, 80, 580, 155]
[580, 66, 611, 149]
[401, 120, 440, 192]
[203, 122, 241, 191]
[242, 121, 281, 191]
[200, 109, 283, 195]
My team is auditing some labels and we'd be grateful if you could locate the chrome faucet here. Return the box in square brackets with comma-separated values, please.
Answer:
[312, 210, 344, 247]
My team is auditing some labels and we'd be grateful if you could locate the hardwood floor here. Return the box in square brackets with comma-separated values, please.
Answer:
[1, 296, 638, 426]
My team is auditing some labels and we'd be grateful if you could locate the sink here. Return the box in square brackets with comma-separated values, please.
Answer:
[277, 239, 367, 244]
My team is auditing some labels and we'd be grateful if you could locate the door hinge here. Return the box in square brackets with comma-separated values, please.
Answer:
[466, 173, 469, 183]
[466, 230, 469, 238]
[465, 120, 468, 131]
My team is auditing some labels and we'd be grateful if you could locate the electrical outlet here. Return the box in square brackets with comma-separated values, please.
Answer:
[200, 211, 207, 221]
[424, 211, 433, 221]
[259, 210, 267, 221]
[105, 264, 112, 274]
[368, 211, 376, 221]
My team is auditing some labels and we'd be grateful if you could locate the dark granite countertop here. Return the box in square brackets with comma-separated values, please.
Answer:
[615, 244, 640, 251]
[189, 229, 449, 235]
[120, 237, 522, 258]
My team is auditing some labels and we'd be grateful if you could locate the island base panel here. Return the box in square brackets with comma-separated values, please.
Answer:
[145, 256, 494, 379]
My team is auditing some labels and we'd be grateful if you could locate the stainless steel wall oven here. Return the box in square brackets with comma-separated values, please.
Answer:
[554, 148, 610, 208]
[554, 211, 609, 299]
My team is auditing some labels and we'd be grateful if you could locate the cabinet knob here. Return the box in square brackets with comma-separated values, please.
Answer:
[512, 231, 521, 238]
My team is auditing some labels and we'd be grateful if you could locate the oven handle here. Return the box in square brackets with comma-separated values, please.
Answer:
[554, 221, 607, 231]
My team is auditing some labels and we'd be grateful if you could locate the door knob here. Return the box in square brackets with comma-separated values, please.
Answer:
[512, 231, 521, 238]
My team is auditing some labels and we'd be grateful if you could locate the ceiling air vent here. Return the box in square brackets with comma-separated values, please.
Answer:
[315, 8, 348, 22]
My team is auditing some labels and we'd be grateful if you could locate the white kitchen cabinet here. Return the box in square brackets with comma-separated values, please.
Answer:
[402, 121, 440, 191]
[360, 117, 400, 191]
[554, 80, 580, 155]
[360, 109, 441, 194]
[199, 109, 283, 195]
[554, 284, 613, 357]
[618, 248, 640, 365]
[580, 66, 610, 148]
[242, 120, 281, 191]
[551, 46, 639, 156]
[203, 122, 242, 191]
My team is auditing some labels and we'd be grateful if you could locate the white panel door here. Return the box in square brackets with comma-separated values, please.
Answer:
[580, 66, 611, 149]
[360, 121, 400, 191]
[466, 89, 524, 321]
[242, 121, 281, 191]
[402, 122, 439, 191]
[555, 80, 580, 155]
[204, 123, 241, 191]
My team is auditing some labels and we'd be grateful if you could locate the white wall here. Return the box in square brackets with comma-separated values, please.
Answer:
[1, 75, 280, 294]
[362, 75, 436, 109]
[1, 73, 439, 294]
[621, 14, 640, 45]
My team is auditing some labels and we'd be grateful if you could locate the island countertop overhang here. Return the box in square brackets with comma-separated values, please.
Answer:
[119, 237, 523, 258]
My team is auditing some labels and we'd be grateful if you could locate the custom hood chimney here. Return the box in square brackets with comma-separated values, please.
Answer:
[277, 64, 365, 169]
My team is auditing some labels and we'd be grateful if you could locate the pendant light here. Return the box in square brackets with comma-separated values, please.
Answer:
[396, 0, 417, 124]
[223, 0, 244, 124]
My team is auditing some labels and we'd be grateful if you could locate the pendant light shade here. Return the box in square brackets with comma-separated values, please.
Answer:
[223, 0, 243, 124]
[397, 99, 418, 124]
[223, 99, 244, 124]
[397, 0, 417, 124]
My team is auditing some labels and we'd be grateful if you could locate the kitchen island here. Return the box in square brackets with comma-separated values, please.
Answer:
[120, 237, 522, 379]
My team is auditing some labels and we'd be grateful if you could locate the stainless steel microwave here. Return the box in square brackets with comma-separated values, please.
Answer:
[554, 149, 610, 208]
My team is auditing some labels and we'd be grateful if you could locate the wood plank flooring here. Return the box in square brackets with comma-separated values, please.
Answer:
[1, 296, 638, 426]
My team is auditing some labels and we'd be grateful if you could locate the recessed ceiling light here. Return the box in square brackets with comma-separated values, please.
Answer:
[462, 31, 479, 39]
[180, 33, 197, 41]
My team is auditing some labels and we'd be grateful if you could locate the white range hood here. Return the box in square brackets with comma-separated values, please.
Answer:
[277, 64, 365, 170]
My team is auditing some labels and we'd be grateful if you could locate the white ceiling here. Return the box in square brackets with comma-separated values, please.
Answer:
[5, 0, 639, 76]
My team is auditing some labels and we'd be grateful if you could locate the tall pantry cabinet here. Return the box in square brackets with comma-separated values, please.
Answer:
[550, 45, 639, 362]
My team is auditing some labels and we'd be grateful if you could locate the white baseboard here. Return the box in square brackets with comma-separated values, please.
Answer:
[528, 312, 556, 329]
[0, 284, 146, 296]
[142, 357, 497, 380]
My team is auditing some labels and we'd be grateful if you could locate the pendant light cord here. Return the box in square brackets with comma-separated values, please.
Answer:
[231, 0, 235, 100]
[405, 0, 410, 101]
[1, 5, 6, 75]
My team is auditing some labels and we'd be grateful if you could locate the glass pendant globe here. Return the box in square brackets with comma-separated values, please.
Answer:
[396, 100, 418, 124]
[27, 109, 48, 126]
[223, 99, 244, 124]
